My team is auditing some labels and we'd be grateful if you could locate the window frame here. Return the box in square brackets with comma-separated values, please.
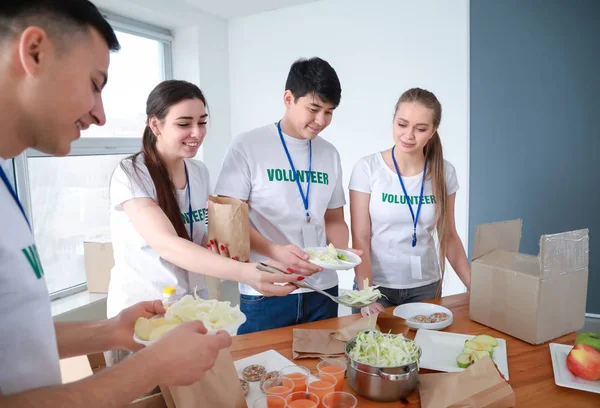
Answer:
[12, 13, 173, 300]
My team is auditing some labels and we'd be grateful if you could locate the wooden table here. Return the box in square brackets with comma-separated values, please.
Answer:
[231, 293, 600, 407]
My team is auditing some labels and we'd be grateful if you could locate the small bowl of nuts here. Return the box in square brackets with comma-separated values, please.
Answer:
[392, 302, 453, 331]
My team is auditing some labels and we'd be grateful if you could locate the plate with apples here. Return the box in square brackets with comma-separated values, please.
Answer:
[549, 332, 600, 394]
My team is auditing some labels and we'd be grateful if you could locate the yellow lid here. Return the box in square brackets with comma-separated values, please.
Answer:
[163, 286, 176, 295]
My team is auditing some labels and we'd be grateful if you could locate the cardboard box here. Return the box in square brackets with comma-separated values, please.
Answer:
[469, 219, 589, 345]
[84, 237, 114, 293]
[60, 353, 167, 407]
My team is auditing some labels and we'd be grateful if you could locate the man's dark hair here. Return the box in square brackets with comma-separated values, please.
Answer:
[0, 0, 120, 51]
[285, 57, 341, 107]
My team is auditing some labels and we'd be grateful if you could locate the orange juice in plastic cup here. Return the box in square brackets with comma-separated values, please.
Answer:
[280, 365, 310, 393]
[307, 373, 336, 408]
[267, 396, 286, 408]
[288, 400, 317, 408]
[317, 359, 347, 392]
[264, 376, 294, 401]
[285, 391, 319, 408]
[252, 395, 286, 408]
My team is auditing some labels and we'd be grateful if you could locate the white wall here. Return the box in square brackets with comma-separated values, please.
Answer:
[228, 0, 470, 295]
[172, 18, 232, 191]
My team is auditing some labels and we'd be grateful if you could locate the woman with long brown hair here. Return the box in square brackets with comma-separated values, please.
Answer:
[106, 80, 300, 338]
[349, 88, 470, 316]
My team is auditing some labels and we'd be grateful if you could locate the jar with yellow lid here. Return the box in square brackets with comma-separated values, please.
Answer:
[162, 286, 177, 309]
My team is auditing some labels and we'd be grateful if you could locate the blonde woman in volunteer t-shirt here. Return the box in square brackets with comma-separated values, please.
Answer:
[349, 88, 471, 316]
[106, 81, 300, 363]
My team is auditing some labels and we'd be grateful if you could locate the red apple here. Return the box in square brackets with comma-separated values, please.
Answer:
[566, 344, 600, 381]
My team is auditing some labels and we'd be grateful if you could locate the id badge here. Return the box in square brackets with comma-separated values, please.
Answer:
[301, 222, 318, 248]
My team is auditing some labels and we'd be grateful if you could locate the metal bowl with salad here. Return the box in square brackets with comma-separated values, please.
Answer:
[345, 329, 422, 402]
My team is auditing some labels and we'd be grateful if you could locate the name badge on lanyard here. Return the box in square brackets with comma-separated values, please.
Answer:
[277, 121, 318, 248]
[391, 145, 427, 248]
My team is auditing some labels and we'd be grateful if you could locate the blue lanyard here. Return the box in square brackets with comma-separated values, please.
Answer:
[0, 164, 31, 230]
[184, 162, 193, 241]
[391, 146, 427, 247]
[277, 121, 312, 222]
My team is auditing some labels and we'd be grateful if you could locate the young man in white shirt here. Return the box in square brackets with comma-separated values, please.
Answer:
[216, 57, 358, 334]
[0, 1, 231, 405]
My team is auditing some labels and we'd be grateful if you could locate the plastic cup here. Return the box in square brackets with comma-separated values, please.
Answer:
[264, 376, 294, 400]
[285, 391, 320, 408]
[322, 392, 358, 408]
[307, 373, 336, 408]
[317, 359, 347, 392]
[252, 395, 286, 408]
[280, 365, 310, 393]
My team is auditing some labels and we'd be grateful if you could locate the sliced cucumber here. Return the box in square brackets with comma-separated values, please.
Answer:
[459, 334, 499, 370]
[464, 340, 494, 353]
[457, 353, 472, 368]
[464, 340, 484, 351]
[472, 334, 499, 347]
[472, 350, 491, 361]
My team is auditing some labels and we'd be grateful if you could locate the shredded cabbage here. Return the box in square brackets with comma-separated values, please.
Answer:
[339, 278, 383, 306]
[307, 243, 349, 265]
[348, 330, 420, 367]
[165, 292, 242, 331]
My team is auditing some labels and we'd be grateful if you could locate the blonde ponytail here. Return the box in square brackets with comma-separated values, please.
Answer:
[425, 132, 447, 297]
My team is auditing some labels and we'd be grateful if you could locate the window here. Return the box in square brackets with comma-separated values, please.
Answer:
[28, 155, 128, 293]
[12, 14, 173, 299]
[82, 31, 165, 139]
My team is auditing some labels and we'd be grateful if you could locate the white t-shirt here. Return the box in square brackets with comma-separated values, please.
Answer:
[107, 156, 210, 318]
[215, 124, 346, 296]
[0, 158, 61, 395]
[349, 153, 459, 289]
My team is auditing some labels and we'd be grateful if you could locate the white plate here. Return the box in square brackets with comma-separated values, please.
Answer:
[393, 303, 453, 331]
[132, 313, 247, 346]
[549, 343, 600, 394]
[304, 247, 362, 270]
[234, 349, 298, 406]
[414, 329, 509, 380]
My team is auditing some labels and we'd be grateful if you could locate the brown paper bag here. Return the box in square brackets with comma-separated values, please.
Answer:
[207, 196, 250, 262]
[160, 349, 247, 408]
[292, 312, 409, 359]
[419, 357, 515, 408]
[293, 329, 346, 359]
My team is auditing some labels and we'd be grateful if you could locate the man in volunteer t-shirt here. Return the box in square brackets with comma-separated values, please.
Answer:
[215, 57, 357, 334]
[0, 1, 230, 405]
